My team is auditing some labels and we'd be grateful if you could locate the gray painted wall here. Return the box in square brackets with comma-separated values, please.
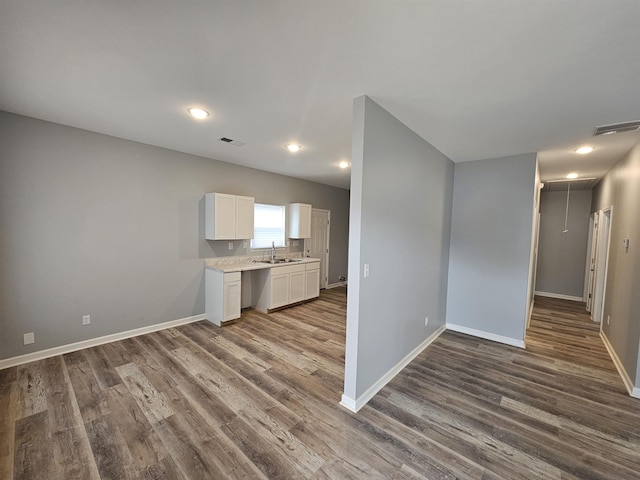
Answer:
[535, 189, 592, 298]
[344, 96, 454, 402]
[591, 139, 640, 388]
[446, 154, 537, 342]
[0, 111, 350, 360]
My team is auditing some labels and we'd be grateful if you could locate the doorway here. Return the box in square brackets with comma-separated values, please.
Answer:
[590, 208, 612, 325]
[308, 209, 330, 289]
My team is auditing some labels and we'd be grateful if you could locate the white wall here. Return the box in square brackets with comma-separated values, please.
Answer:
[535, 189, 592, 299]
[446, 154, 538, 346]
[0, 111, 350, 361]
[343, 96, 454, 410]
[591, 139, 640, 392]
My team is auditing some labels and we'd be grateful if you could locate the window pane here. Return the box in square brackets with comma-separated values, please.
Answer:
[251, 204, 286, 249]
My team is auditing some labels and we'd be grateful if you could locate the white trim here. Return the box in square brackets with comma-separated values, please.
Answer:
[339, 325, 446, 413]
[326, 281, 347, 289]
[0, 314, 206, 370]
[446, 323, 526, 349]
[599, 331, 637, 398]
[534, 291, 584, 302]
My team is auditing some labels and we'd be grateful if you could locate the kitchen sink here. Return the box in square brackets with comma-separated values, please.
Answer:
[254, 258, 302, 264]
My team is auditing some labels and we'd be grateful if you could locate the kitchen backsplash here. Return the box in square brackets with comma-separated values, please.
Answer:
[206, 240, 305, 259]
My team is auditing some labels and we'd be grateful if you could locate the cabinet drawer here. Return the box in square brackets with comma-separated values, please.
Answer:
[224, 271, 241, 283]
[271, 264, 305, 275]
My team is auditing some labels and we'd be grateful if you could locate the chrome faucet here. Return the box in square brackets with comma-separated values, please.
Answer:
[270, 241, 276, 263]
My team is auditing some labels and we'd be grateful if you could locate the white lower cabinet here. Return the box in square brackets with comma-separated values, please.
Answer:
[207, 260, 321, 323]
[224, 277, 241, 322]
[289, 268, 306, 304]
[304, 263, 320, 300]
[270, 270, 291, 309]
[253, 262, 319, 313]
[205, 270, 241, 326]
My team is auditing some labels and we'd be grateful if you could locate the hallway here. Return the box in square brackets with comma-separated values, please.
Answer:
[527, 296, 611, 371]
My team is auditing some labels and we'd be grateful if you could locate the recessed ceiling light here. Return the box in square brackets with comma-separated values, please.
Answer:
[188, 107, 209, 120]
[285, 144, 301, 153]
[566, 173, 579, 179]
[338, 161, 351, 169]
[575, 146, 594, 154]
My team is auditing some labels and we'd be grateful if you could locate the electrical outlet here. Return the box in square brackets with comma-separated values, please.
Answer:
[363, 264, 369, 278]
[339, 275, 346, 281]
[425, 317, 429, 326]
[607, 315, 610, 325]
[83, 314, 91, 325]
[23, 332, 35, 345]
[293, 240, 299, 246]
[228, 242, 233, 250]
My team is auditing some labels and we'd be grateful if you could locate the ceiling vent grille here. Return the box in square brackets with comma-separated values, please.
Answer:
[593, 121, 640, 136]
[219, 137, 246, 147]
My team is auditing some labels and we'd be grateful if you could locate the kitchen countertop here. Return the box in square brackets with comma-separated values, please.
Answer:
[205, 256, 320, 273]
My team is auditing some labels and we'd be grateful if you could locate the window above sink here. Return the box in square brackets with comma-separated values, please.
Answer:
[251, 203, 286, 249]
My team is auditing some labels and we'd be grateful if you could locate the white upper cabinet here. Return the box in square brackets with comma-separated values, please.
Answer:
[205, 193, 255, 240]
[235, 195, 255, 239]
[288, 203, 312, 238]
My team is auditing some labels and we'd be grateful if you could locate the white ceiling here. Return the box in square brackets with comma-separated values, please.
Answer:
[2, 1, 639, 190]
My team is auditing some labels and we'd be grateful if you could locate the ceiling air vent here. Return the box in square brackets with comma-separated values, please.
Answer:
[593, 121, 640, 136]
[219, 137, 246, 147]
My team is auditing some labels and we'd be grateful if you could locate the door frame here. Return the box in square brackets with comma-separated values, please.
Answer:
[308, 208, 331, 289]
[592, 207, 613, 325]
[585, 213, 597, 311]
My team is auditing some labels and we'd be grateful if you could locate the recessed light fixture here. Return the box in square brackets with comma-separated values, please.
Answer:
[566, 173, 579, 179]
[338, 161, 351, 169]
[575, 146, 594, 154]
[285, 144, 301, 153]
[188, 107, 209, 120]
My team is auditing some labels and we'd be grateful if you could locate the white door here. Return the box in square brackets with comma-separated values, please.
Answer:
[592, 208, 612, 324]
[308, 209, 330, 289]
[585, 213, 598, 312]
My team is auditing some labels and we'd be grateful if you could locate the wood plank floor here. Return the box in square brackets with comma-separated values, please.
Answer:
[1, 289, 639, 479]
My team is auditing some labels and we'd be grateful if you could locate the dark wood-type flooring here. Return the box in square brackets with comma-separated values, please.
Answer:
[1, 289, 639, 479]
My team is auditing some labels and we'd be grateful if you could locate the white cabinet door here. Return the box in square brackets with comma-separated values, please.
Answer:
[270, 273, 290, 309]
[205, 270, 241, 326]
[224, 280, 241, 321]
[305, 266, 320, 299]
[288, 203, 312, 238]
[235, 195, 255, 239]
[289, 269, 306, 304]
[206, 193, 236, 240]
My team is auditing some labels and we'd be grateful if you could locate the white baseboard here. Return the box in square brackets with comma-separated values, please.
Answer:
[339, 324, 446, 413]
[0, 313, 206, 370]
[326, 281, 347, 289]
[534, 291, 584, 302]
[599, 331, 637, 398]
[446, 323, 526, 349]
